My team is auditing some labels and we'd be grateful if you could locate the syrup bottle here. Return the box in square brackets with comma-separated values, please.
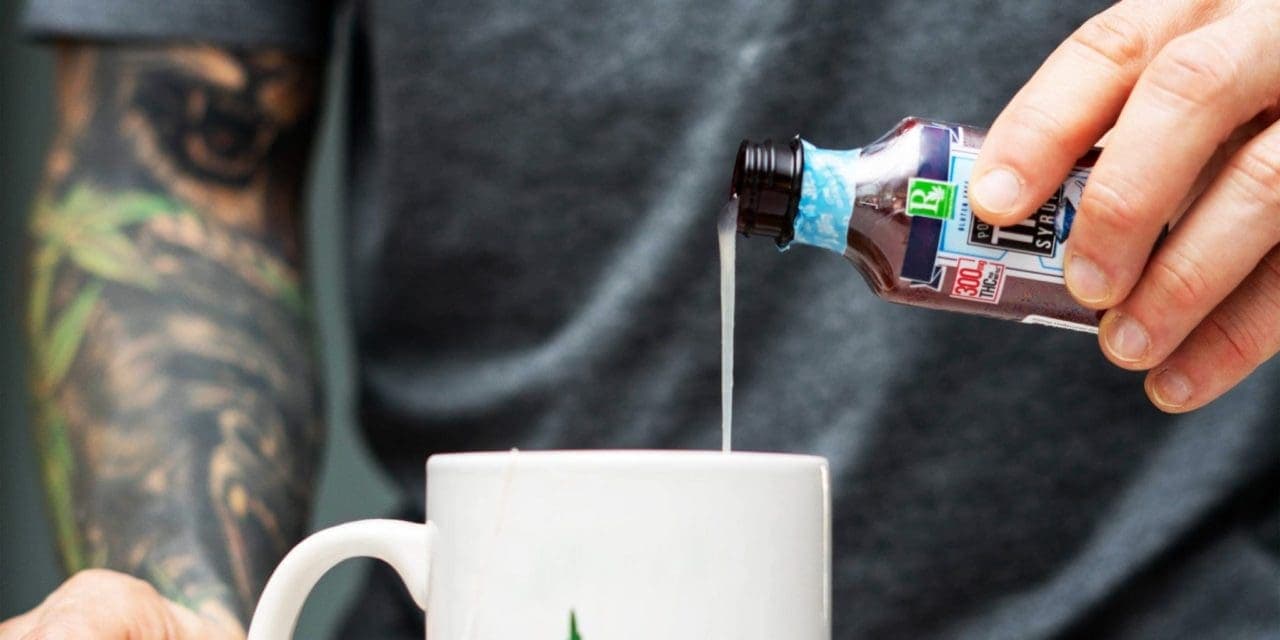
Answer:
[734, 117, 1101, 332]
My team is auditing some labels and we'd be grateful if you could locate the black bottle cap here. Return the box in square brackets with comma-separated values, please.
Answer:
[732, 137, 804, 246]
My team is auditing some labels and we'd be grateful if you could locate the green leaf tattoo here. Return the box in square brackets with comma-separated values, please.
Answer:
[26, 186, 189, 564]
[39, 281, 103, 393]
[28, 180, 315, 610]
[254, 258, 308, 317]
[35, 404, 83, 572]
[67, 230, 159, 290]
[31, 185, 172, 289]
[28, 186, 179, 396]
[27, 244, 61, 343]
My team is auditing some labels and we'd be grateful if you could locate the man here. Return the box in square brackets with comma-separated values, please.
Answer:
[2, 0, 1278, 637]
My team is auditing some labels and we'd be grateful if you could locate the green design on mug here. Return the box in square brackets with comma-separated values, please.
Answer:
[569, 610, 583, 640]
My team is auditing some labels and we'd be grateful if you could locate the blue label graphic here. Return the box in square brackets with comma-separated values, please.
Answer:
[791, 141, 860, 253]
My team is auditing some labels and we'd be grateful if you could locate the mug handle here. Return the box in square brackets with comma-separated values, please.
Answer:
[246, 519, 436, 640]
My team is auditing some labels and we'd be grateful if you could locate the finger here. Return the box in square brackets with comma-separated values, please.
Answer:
[1099, 118, 1280, 369]
[0, 611, 37, 640]
[1170, 114, 1272, 226]
[1145, 245, 1280, 412]
[30, 569, 220, 640]
[34, 570, 155, 638]
[1065, 4, 1280, 309]
[971, 0, 1211, 225]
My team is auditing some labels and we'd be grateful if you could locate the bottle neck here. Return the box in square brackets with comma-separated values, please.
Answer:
[733, 138, 863, 255]
[732, 137, 804, 247]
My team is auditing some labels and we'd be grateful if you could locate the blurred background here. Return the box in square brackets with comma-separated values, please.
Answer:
[0, 3, 399, 636]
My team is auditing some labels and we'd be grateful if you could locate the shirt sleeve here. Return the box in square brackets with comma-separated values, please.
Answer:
[22, 0, 332, 54]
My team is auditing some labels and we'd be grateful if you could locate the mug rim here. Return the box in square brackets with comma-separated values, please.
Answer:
[427, 449, 827, 472]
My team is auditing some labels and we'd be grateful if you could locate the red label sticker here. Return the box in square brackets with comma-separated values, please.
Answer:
[950, 257, 1005, 304]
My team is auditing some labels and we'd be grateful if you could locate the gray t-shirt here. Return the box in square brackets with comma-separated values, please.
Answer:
[26, 1, 1280, 638]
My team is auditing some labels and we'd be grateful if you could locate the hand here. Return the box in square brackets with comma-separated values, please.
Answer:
[970, 0, 1280, 412]
[0, 570, 243, 640]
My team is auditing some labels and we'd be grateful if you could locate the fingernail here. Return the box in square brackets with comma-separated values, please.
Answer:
[1103, 314, 1149, 363]
[1150, 368, 1192, 408]
[1066, 253, 1111, 304]
[971, 168, 1022, 215]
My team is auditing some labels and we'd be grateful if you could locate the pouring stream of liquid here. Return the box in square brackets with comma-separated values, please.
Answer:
[717, 197, 738, 453]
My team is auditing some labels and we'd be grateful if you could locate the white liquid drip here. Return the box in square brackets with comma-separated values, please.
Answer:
[717, 197, 738, 453]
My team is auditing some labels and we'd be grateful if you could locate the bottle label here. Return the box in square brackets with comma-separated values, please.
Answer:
[903, 126, 1090, 289]
[793, 141, 860, 253]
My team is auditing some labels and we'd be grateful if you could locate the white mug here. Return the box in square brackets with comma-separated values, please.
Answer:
[247, 450, 831, 639]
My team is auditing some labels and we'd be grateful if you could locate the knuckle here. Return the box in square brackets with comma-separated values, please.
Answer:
[1254, 250, 1280, 317]
[1205, 309, 1267, 369]
[1004, 102, 1070, 147]
[64, 568, 113, 591]
[1070, 10, 1150, 71]
[120, 574, 161, 600]
[134, 599, 181, 640]
[1144, 35, 1237, 112]
[1149, 246, 1212, 308]
[1226, 135, 1280, 212]
[1082, 175, 1145, 232]
[1201, 254, 1280, 370]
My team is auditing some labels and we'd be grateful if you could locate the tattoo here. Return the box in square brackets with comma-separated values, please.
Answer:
[26, 44, 322, 629]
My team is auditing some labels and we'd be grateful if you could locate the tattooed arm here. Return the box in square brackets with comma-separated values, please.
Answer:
[0, 43, 322, 638]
